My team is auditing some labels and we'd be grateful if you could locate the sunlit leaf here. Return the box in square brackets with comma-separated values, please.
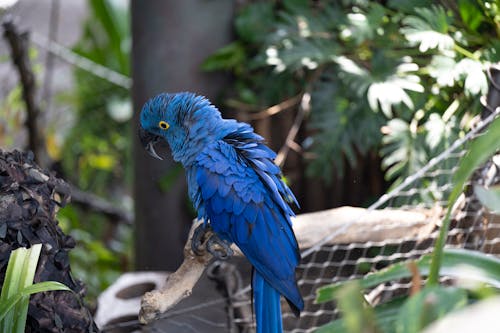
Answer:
[367, 81, 414, 117]
[336, 55, 422, 116]
[455, 59, 488, 96]
[87, 154, 115, 171]
[401, 6, 453, 52]
[107, 97, 132, 122]
[474, 185, 500, 214]
[424, 114, 445, 149]
[428, 55, 457, 87]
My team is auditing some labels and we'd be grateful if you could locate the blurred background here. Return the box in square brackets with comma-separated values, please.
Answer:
[0, 0, 498, 324]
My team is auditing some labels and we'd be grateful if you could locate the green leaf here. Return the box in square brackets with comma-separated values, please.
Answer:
[0, 282, 71, 322]
[449, 116, 500, 210]
[427, 55, 457, 87]
[0, 246, 35, 332]
[387, 0, 434, 14]
[88, 0, 129, 74]
[0, 245, 71, 332]
[326, 281, 380, 333]
[429, 115, 500, 284]
[235, 3, 274, 44]
[424, 113, 446, 150]
[455, 59, 488, 96]
[474, 185, 500, 214]
[458, 0, 484, 31]
[201, 42, 246, 72]
[367, 81, 413, 116]
[317, 296, 406, 333]
[0, 245, 41, 332]
[401, 6, 453, 52]
[395, 286, 467, 333]
[316, 248, 500, 304]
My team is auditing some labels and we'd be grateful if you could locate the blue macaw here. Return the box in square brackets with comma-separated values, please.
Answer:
[139, 92, 304, 332]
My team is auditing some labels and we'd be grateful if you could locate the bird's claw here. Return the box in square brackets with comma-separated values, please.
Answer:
[190, 224, 233, 260]
[207, 236, 233, 260]
[191, 224, 210, 256]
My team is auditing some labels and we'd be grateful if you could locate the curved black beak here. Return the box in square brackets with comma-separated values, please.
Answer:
[139, 127, 163, 160]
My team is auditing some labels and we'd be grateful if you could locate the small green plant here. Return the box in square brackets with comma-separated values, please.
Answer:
[0, 244, 71, 333]
[315, 115, 500, 332]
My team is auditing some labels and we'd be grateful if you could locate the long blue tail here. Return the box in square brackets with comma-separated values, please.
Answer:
[253, 271, 283, 333]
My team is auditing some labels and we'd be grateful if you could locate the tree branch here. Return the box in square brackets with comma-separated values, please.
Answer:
[3, 16, 49, 168]
[69, 185, 133, 225]
[139, 220, 214, 324]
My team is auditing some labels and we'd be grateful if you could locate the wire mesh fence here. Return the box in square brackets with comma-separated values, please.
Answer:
[280, 107, 500, 332]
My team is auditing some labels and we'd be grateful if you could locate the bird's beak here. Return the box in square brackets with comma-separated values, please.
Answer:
[139, 127, 163, 160]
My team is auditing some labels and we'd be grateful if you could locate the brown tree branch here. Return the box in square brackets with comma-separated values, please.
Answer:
[139, 220, 214, 324]
[69, 185, 133, 225]
[245, 94, 302, 121]
[275, 92, 310, 167]
[3, 16, 50, 168]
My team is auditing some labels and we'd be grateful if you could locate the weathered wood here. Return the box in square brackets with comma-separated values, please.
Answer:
[139, 220, 212, 324]
[293, 206, 440, 248]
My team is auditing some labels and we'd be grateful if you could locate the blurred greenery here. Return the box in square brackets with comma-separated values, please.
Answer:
[204, 0, 498, 201]
[56, 0, 132, 303]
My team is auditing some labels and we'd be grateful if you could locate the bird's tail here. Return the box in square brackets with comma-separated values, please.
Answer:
[253, 271, 283, 333]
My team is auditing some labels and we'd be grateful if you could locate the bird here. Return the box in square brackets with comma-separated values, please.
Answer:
[138, 92, 304, 332]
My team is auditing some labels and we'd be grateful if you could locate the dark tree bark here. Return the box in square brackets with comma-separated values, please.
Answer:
[131, 0, 234, 270]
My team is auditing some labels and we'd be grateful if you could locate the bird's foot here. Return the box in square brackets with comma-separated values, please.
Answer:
[207, 236, 233, 260]
[191, 224, 233, 260]
[191, 223, 211, 256]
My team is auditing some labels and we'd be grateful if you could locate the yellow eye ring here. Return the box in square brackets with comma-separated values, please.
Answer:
[159, 121, 170, 130]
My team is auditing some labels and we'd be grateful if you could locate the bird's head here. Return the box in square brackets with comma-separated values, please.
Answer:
[139, 92, 223, 164]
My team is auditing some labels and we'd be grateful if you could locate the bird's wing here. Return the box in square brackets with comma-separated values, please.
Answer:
[194, 140, 303, 312]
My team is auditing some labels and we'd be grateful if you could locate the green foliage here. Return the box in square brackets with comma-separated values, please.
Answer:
[395, 287, 467, 333]
[205, 1, 498, 191]
[315, 116, 500, 332]
[55, 0, 132, 302]
[62, 0, 131, 195]
[0, 245, 71, 333]
[475, 184, 500, 214]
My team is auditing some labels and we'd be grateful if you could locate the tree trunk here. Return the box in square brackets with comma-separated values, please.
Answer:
[131, 0, 234, 270]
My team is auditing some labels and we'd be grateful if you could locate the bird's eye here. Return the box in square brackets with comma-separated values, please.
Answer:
[158, 121, 170, 130]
